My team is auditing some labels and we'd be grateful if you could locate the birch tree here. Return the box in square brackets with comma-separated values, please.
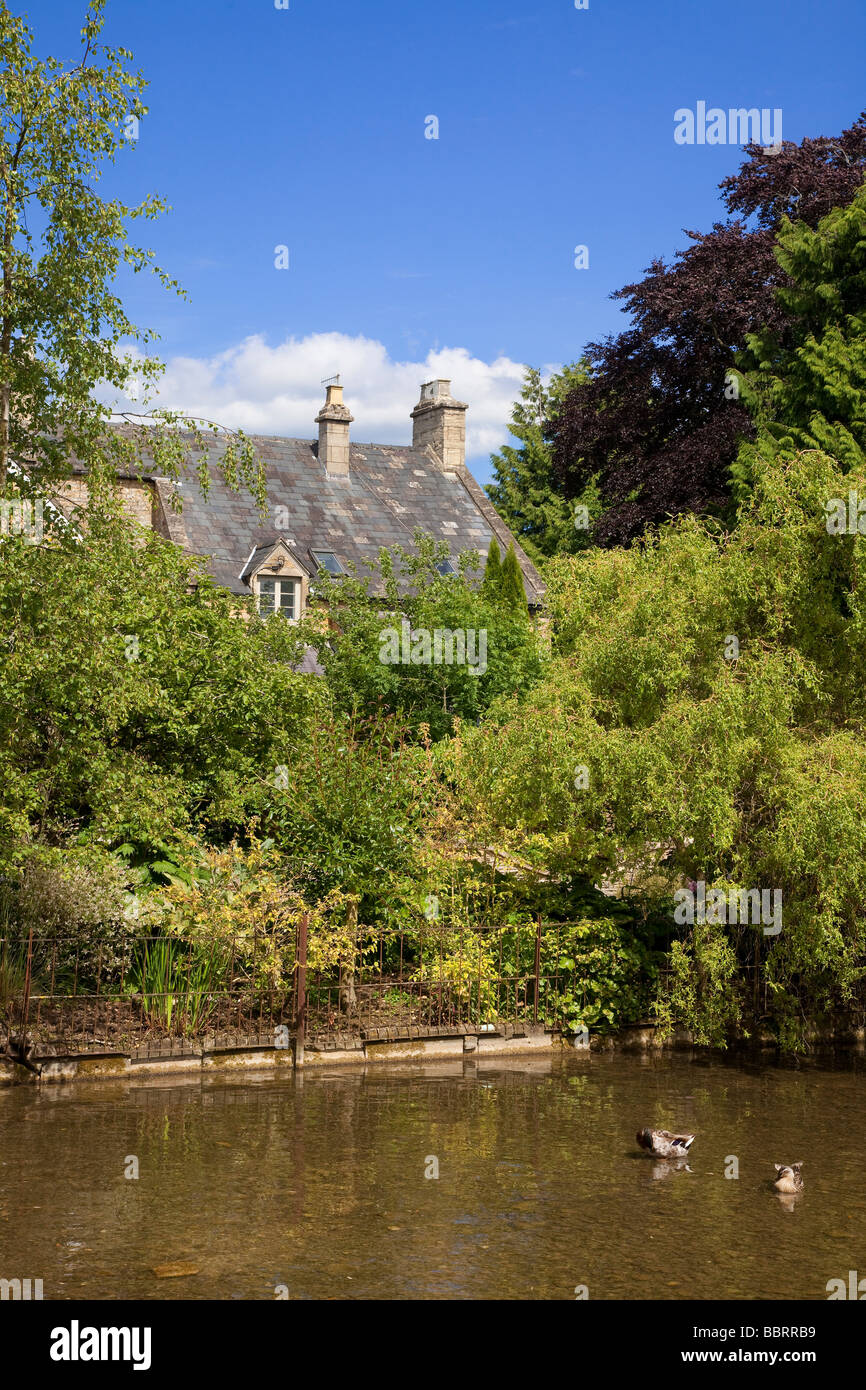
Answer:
[0, 0, 263, 508]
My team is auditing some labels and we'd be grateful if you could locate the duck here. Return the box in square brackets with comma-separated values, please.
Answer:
[636, 1127, 695, 1158]
[3, 1032, 42, 1077]
[773, 1162, 804, 1194]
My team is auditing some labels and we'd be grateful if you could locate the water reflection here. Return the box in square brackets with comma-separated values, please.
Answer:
[648, 1158, 692, 1181]
[1, 1050, 864, 1300]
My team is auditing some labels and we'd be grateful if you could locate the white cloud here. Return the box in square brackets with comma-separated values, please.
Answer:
[108, 332, 532, 468]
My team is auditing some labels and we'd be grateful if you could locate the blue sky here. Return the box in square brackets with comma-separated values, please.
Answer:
[31, 0, 866, 484]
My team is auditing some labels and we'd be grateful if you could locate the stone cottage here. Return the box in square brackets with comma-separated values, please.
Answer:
[60, 378, 545, 625]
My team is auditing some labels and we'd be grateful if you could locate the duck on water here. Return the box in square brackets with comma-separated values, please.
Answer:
[636, 1128, 696, 1159]
[773, 1162, 804, 1194]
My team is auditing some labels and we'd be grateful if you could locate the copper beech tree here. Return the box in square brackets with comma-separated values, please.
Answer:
[551, 112, 866, 545]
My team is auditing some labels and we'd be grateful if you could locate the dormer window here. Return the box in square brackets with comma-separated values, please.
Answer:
[311, 549, 344, 575]
[258, 575, 298, 619]
[241, 537, 311, 622]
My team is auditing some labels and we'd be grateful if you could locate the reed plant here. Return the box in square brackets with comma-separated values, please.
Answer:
[131, 936, 226, 1036]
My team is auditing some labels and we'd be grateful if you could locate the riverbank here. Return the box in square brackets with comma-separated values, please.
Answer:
[6, 1015, 866, 1087]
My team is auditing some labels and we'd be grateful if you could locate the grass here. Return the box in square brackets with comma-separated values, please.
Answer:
[0, 937, 29, 1012]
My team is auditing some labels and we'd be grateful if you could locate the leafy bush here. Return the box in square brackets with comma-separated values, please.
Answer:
[0, 508, 318, 869]
[652, 921, 743, 1047]
[444, 447, 866, 1047]
[299, 530, 543, 741]
[539, 918, 657, 1034]
[0, 843, 137, 988]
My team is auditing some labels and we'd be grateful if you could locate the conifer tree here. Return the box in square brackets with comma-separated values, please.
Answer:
[481, 534, 502, 601]
[732, 184, 866, 498]
[499, 543, 527, 613]
[486, 363, 593, 563]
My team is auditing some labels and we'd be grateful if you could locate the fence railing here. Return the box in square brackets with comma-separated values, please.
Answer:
[6, 922, 851, 1061]
[0, 928, 300, 1056]
[302, 920, 572, 1045]
[0, 919, 587, 1058]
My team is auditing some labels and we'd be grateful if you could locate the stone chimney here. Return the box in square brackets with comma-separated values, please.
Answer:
[410, 379, 468, 471]
[316, 380, 354, 476]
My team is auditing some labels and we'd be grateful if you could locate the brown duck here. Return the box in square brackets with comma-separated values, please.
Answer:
[773, 1162, 804, 1194]
[636, 1128, 695, 1158]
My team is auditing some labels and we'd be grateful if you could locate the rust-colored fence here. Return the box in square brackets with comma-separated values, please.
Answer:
[0, 927, 303, 1057]
[302, 920, 571, 1047]
[1, 919, 581, 1059]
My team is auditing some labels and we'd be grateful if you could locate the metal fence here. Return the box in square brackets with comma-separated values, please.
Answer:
[0, 928, 300, 1057]
[302, 919, 575, 1046]
[8, 921, 845, 1062]
[1, 918, 584, 1059]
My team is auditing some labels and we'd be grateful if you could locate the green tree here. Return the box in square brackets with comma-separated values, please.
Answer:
[301, 531, 543, 742]
[0, 500, 317, 870]
[499, 543, 527, 612]
[256, 713, 438, 918]
[486, 362, 596, 564]
[0, 0, 262, 503]
[250, 711, 446, 1011]
[732, 184, 866, 500]
[444, 445, 866, 1049]
[481, 533, 502, 601]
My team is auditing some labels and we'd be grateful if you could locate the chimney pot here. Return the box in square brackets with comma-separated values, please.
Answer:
[411, 379, 467, 470]
[316, 380, 354, 476]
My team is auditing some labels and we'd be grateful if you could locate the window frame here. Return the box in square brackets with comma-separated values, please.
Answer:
[310, 549, 345, 576]
[257, 573, 300, 620]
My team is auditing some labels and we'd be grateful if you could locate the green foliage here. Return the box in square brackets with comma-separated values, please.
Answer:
[0, 501, 318, 870]
[540, 918, 656, 1034]
[300, 530, 543, 741]
[498, 544, 528, 612]
[480, 534, 502, 600]
[0, 933, 28, 1012]
[251, 712, 438, 921]
[0, 841, 142, 988]
[8, 448, 865, 1047]
[480, 537, 528, 613]
[130, 935, 225, 1035]
[653, 921, 742, 1047]
[732, 185, 866, 501]
[445, 447, 866, 1047]
[400, 916, 656, 1034]
[486, 363, 598, 564]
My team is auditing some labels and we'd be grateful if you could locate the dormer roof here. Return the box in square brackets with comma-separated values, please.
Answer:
[238, 535, 314, 585]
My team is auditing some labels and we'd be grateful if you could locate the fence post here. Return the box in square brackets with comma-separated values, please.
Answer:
[533, 916, 542, 1024]
[294, 912, 309, 1069]
[22, 926, 34, 1033]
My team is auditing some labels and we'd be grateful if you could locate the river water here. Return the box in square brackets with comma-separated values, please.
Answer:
[1, 1051, 864, 1300]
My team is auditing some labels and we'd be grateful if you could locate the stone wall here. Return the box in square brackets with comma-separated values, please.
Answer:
[1, 1023, 562, 1085]
[56, 477, 165, 532]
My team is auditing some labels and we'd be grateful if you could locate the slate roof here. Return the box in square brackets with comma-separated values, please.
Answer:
[90, 427, 546, 604]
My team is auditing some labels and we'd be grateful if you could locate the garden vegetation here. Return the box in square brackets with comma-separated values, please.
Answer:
[2, 2, 866, 1050]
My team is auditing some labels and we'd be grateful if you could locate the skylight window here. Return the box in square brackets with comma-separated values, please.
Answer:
[436, 558, 457, 576]
[311, 550, 345, 575]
